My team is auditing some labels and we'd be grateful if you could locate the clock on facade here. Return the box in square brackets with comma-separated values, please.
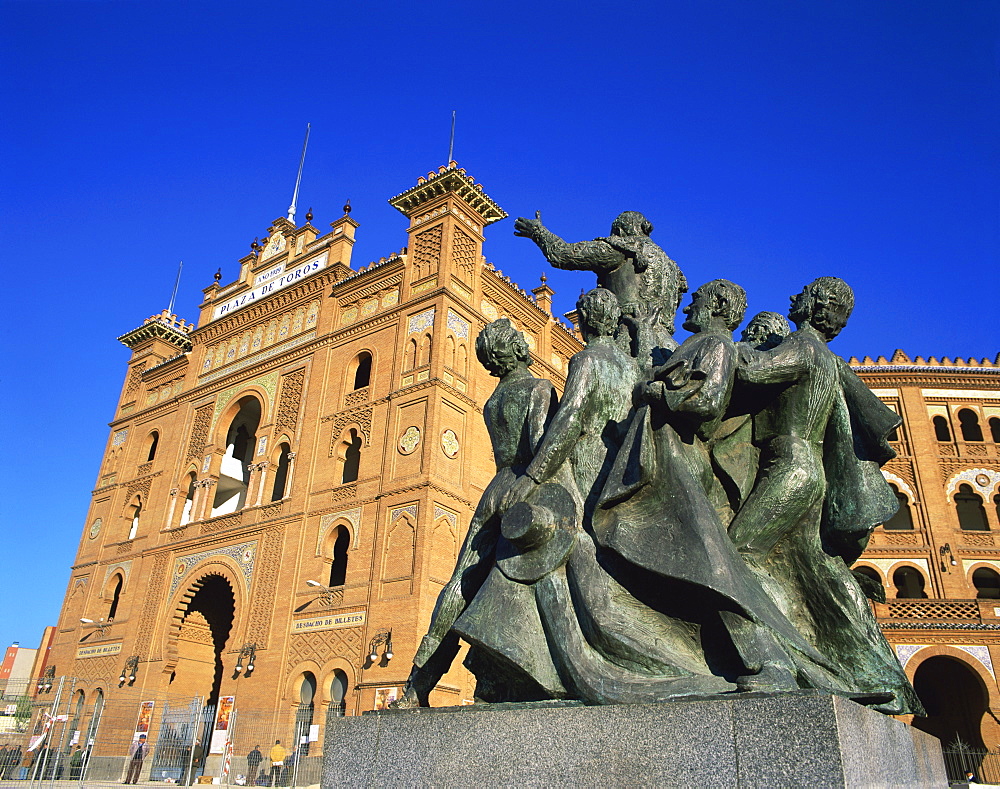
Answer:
[262, 232, 286, 260]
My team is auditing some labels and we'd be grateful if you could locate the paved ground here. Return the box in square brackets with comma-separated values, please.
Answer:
[0, 783, 320, 789]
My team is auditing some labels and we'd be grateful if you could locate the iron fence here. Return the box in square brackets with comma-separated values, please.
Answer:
[943, 746, 1000, 785]
[0, 680, 324, 789]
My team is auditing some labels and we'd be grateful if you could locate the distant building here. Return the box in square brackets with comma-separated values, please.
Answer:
[852, 351, 1000, 751]
[0, 643, 36, 686]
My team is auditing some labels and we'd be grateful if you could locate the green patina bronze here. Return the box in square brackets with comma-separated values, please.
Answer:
[391, 212, 922, 716]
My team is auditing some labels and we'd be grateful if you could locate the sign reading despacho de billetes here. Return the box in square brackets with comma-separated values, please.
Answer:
[291, 611, 366, 634]
[211, 252, 329, 321]
[77, 642, 123, 659]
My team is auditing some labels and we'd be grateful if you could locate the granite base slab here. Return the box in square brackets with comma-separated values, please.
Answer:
[322, 691, 945, 788]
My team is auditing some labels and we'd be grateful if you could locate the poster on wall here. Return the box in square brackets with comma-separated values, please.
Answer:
[133, 701, 154, 742]
[209, 696, 235, 754]
[373, 687, 399, 710]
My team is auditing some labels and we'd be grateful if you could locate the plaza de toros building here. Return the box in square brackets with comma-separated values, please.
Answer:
[35, 162, 1000, 775]
[849, 352, 1000, 754]
[40, 164, 580, 774]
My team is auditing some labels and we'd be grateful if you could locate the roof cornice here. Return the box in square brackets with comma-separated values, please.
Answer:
[389, 164, 507, 226]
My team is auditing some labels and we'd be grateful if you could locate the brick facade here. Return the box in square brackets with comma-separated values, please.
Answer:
[853, 352, 1000, 748]
[46, 164, 582, 748]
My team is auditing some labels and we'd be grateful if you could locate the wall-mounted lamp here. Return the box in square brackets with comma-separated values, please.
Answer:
[234, 643, 257, 676]
[119, 655, 140, 686]
[940, 543, 957, 572]
[36, 665, 55, 694]
[79, 618, 110, 639]
[305, 579, 336, 607]
[367, 629, 393, 666]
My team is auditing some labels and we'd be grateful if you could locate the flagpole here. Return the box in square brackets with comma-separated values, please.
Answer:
[288, 123, 311, 224]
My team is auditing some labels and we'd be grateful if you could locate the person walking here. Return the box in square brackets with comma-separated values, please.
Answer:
[246, 745, 262, 786]
[69, 746, 84, 780]
[268, 741, 286, 787]
[184, 738, 203, 785]
[124, 734, 147, 784]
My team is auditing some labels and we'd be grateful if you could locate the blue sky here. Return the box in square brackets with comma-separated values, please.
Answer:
[1, 0, 998, 652]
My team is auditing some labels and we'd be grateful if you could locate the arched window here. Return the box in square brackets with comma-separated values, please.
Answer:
[418, 333, 432, 367]
[341, 429, 361, 484]
[330, 670, 348, 718]
[956, 484, 989, 531]
[180, 473, 197, 526]
[329, 527, 350, 587]
[107, 574, 123, 621]
[145, 431, 159, 462]
[271, 443, 291, 501]
[933, 415, 951, 442]
[87, 689, 105, 745]
[892, 566, 928, 599]
[127, 497, 142, 540]
[404, 338, 417, 371]
[854, 566, 881, 585]
[995, 493, 1000, 522]
[70, 690, 86, 745]
[352, 352, 372, 390]
[958, 409, 984, 442]
[294, 673, 317, 753]
[973, 567, 1000, 599]
[990, 417, 1000, 444]
[882, 485, 914, 530]
[211, 396, 261, 517]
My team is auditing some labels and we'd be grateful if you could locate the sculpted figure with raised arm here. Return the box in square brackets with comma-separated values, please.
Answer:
[514, 211, 687, 366]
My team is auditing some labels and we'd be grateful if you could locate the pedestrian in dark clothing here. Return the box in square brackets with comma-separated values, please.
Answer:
[185, 739, 203, 785]
[246, 745, 262, 786]
[124, 734, 147, 784]
[69, 746, 84, 780]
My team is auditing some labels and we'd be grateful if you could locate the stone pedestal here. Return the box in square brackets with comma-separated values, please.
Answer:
[322, 691, 945, 788]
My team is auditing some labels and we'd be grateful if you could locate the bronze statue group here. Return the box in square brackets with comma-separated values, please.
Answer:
[392, 211, 922, 716]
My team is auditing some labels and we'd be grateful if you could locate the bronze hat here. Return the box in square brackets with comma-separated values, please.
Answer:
[496, 483, 577, 584]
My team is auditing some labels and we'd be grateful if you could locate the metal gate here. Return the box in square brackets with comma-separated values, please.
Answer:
[146, 699, 205, 784]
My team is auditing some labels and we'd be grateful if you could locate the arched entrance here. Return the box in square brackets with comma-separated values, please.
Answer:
[330, 670, 348, 718]
[911, 655, 988, 753]
[294, 673, 317, 756]
[168, 575, 236, 707]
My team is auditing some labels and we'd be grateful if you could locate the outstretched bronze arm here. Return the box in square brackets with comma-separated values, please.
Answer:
[515, 211, 622, 273]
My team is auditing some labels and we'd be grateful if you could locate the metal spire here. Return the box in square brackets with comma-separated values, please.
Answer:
[288, 123, 311, 224]
[448, 111, 456, 163]
[167, 260, 183, 315]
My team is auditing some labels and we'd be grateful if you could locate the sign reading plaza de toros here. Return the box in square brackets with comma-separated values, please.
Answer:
[212, 252, 329, 321]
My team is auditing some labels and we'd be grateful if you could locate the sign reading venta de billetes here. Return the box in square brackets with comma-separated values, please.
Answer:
[212, 252, 329, 321]
[291, 611, 366, 634]
[76, 642, 123, 659]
